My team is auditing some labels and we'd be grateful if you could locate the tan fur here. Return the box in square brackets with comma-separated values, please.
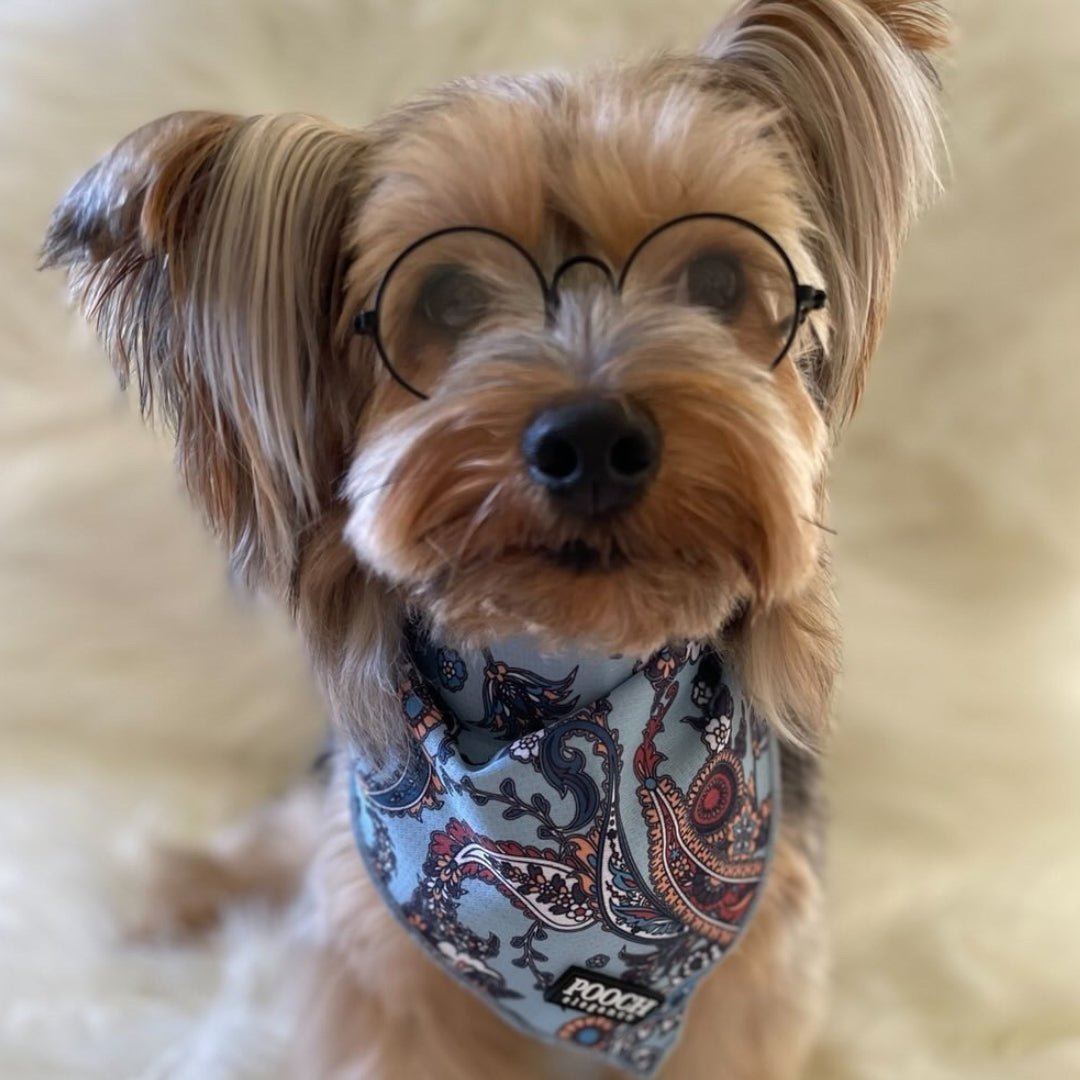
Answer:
[42, 1, 946, 1075]
[735, 562, 842, 751]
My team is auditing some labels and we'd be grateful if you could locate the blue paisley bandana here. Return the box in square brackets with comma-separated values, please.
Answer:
[349, 631, 778, 1076]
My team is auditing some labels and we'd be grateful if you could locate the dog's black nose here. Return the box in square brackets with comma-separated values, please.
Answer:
[522, 396, 660, 517]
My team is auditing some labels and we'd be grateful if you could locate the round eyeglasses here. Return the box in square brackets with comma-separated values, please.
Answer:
[353, 213, 826, 400]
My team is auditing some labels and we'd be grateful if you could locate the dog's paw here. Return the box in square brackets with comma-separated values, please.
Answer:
[116, 781, 323, 942]
[120, 842, 242, 942]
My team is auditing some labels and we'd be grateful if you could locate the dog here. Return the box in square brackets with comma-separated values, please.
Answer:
[42, 0, 947, 1075]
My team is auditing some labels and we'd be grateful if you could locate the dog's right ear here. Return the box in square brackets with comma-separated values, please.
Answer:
[42, 112, 370, 593]
[702, 0, 949, 430]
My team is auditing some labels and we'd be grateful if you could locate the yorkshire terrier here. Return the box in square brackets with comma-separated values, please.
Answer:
[43, 0, 947, 1076]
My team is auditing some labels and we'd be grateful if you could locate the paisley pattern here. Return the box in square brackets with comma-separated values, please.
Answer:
[350, 632, 777, 1076]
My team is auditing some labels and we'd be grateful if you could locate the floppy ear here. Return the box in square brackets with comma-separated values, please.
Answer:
[703, 0, 949, 428]
[42, 111, 370, 592]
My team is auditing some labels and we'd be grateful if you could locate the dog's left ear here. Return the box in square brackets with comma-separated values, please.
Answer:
[703, 0, 949, 428]
[42, 112, 370, 593]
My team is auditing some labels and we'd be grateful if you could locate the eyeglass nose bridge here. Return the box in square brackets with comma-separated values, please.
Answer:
[547, 254, 618, 317]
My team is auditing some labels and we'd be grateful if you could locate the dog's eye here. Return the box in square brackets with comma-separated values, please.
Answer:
[681, 251, 746, 319]
[417, 265, 489, 333]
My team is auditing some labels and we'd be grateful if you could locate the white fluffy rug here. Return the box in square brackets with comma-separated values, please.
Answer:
[2, 1, 1079, 1077]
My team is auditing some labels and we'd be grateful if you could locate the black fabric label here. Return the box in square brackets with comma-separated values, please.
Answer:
[544, 966, 665, 1025]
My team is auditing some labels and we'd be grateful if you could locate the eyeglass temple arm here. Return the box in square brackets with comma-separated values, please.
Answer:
[353, 310, 378, 335]
[795, 285, 827, 325]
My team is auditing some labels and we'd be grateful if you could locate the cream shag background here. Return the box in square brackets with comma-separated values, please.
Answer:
[2, 1, 1079, 1077]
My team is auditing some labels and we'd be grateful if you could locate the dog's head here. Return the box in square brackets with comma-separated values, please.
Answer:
[43, 0, 946, 737]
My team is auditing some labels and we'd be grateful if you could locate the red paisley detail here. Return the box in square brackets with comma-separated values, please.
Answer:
[690, 761, 738, 834]
[636, 753, 767, 942]
[632, 681, 680, 782]
[429, 819, 562, 873]
[428, 818, 477, 859]
[425, 819, 598, 925]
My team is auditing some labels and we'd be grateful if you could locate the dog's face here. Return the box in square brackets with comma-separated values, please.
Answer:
[43, 0, 946, 674]
[342, 78, 827, 654]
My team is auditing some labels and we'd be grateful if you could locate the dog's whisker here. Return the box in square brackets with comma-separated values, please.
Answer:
[350, 478, 397, 503]
[802, 516, 838, 536]
[420, 532, 455, 570]
[413, 510, 489, 588]
[406, 482, 511, 591]
[460, 483, 506, 549]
